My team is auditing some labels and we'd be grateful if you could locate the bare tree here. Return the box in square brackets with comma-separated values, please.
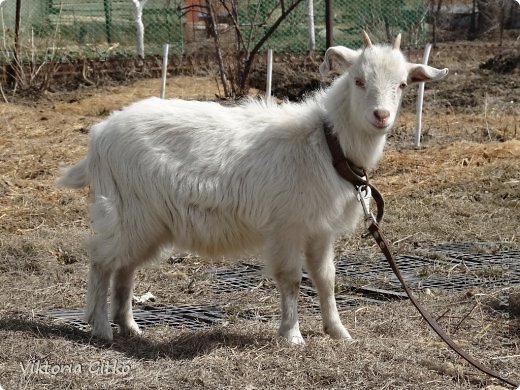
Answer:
[207, 0, 232, 96]
[197, 0, 305, 97]
[131, 0, 149, 58]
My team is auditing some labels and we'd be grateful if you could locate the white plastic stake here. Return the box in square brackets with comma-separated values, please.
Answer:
[266, 49, 273, 100]
[160, 43, 169, 99]
[414, 43, 432, 148]
[306, 0, 315, 52]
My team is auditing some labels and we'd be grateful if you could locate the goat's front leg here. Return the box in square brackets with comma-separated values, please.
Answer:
[265, 236, 304, 345]
[305, 233, 352, 340]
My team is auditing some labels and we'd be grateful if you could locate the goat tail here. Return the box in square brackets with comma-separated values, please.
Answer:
[57, 158, 90, 188]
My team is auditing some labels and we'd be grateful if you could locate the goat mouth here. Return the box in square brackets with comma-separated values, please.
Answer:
[372, 121, 391, 130]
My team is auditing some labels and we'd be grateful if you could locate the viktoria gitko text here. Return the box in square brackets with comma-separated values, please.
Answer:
[20, 359, 131, 376]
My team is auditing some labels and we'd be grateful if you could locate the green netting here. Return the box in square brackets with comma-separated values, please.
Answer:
[0, 0, 427, 64]
[236, 0, 427, 52]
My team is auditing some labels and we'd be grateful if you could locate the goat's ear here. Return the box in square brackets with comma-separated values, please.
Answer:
[407, 64, 449, 84]
[319, 46, 360, 76]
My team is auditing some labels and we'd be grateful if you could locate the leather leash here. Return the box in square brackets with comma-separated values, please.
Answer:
[323, 124, 519, 388]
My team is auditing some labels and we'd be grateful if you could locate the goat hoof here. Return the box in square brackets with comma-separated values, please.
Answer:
[279, 335, 305, 345]
[325, 324, 352, 340]
[278, 329, 305, 345]
[91, 323, 114, 341]
[288, 335, 305, 345]
[118, 321, 142, 337]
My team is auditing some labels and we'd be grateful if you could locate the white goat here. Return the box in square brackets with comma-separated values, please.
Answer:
[58, 33, 448, 344]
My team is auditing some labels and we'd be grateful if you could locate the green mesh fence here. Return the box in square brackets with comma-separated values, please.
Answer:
[0, 0, 184, 63]
[236, 0, 427, 52]
[0, 0, 428, 65]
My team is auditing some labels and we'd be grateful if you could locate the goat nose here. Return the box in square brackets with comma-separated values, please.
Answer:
[374, 109, 390, 121]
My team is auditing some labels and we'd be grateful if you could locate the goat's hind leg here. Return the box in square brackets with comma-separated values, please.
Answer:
[111, 265, 142, 337]
[86, 243, 145, 340]
[85, 255, 114, 341]
[265, 236, 305, 345]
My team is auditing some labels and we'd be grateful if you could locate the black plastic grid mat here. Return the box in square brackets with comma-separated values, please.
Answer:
[36, 242, 518, 331]
[213, 263, 267, 293]
[36, 304, 225, 331]
[427, 243, 518, 288]
[213, 262, 402, 305]
[222, 243, 520, 305]
[335, 242, 519, 293]
[212, 260, 409, 314]
[432, 242, 520, 270]
[336, 254, 430, 283]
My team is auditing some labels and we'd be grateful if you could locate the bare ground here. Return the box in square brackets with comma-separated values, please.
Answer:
[0, 42, 519, 389]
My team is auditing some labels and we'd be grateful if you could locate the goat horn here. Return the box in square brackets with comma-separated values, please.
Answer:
[362, 30, 372, 48]
[393, 33, 402, 50]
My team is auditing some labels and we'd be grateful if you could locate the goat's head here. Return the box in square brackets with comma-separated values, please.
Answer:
[320, 32, 448, 135]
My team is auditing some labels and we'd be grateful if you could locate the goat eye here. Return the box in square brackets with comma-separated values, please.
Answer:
[399, 82, 407, 90]
[355, 78, 366, 88]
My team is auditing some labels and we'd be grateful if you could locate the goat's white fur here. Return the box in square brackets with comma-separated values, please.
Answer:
[58, 34, 448, 344]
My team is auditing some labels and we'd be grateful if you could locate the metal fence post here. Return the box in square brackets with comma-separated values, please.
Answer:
[103, 0, 112, 44]
[160, 43, 169, 99]
[414, 43, 432, 148]
[325, 0, 333, 48]
[14, 0, 21, 61]
[307, 0, 315, 53]
[266, 48, 273, 100]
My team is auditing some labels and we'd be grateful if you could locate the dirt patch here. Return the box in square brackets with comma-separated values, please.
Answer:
[480, 52, 520, 74]
[0, 43, 519, 389]
[249, 64, 322, 101]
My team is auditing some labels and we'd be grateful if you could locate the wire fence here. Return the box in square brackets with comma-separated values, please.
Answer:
[0, 0, 518, 65]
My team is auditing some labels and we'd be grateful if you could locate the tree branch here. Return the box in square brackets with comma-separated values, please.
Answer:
[217, 0, 246, 51]
[240, 0, 305, 90]
[207, 0, 231, 97]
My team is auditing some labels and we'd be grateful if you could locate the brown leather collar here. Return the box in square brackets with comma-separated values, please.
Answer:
[323, 122, 367, 186]
[323, 122, 385, 224]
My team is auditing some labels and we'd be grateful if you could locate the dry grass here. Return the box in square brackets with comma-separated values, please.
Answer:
[0, 48, 519, 390]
